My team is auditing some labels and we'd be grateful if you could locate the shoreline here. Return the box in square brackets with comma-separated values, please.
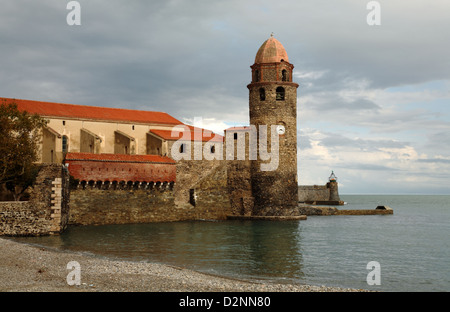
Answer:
[0, 237, 369, 292]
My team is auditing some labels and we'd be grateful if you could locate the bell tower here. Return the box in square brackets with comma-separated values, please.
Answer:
[247, 35, 299, 216]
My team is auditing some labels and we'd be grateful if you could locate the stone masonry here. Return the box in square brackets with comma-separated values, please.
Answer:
[0, 164, 70, 236]
[246, 36, 300, 216]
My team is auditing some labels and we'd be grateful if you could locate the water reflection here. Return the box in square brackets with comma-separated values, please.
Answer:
[13, 220, 305, 282]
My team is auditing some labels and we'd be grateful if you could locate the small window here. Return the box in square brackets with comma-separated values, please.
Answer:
[282, 70, 288, 82]
[234, 133, 238, 140]
[276, 87, 285, 101]
[62, 120, 66, 126]
[259, 88, 265, 101]
[179, 143, 185, 153]
[132, 125, 135, 130]
[255, 69, 260, 82]
[189, 189, 196, 206]
[62, 135, 69, 154]
[210, 145, 215, 154]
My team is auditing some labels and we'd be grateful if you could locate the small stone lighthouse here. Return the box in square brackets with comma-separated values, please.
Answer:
[247, 35, 300, 216]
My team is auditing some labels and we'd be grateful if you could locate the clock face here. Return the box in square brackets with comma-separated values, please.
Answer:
[276, 125, 285, 135]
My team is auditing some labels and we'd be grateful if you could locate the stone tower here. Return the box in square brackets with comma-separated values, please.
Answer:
[247, 35, 299, 216]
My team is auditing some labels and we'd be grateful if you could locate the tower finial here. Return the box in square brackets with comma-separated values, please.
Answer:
[270, 32, 274, 37]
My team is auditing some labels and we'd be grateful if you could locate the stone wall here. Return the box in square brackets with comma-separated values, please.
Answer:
[298, 205, 393, 216]
[298, 182, 342, 204]
[298, 185, 330, 202]
[188, 161, 232, 220]
[248, 81, 299, 215]
[173, 159, 223, 207]
[0, 164, 70, 236]
[69, 159, 234, 225]
[69, 185, 183, 225]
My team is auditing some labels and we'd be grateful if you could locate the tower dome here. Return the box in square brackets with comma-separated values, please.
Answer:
[254, 35, 289, 64]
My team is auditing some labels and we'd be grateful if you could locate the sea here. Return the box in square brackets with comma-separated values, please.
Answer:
[11, 195, 450, 292]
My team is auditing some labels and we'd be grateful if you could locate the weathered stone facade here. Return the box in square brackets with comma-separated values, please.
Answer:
[0, 164, 70, 236]
[68, 159, 233, 225]
[69, 185, 178, 225]
[298, 181, 343, 205]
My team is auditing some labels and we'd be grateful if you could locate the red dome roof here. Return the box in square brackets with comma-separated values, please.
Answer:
[254, 36, 289, 64]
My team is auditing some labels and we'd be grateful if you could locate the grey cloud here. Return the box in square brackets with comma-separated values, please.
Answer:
[334, 162, 401, 172]
[306, 95, 381, 112]
[317, 132, 409, 150]
[423, 131, 450, 154]
[298, 134, 312, 149]
[2, 0, 449, 117]
[417, 159, 450, 164]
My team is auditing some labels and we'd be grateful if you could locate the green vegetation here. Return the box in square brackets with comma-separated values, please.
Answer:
[0, 100, 48, 201]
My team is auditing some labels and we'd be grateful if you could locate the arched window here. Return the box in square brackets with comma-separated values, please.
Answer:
[255, 69, 260, 82]
[62, 135, 69, 154]
[259, 88, 265, 101]
[179, 143, 185, 153]
[276, 87, 285, 101]
[282, 69, 288, 82]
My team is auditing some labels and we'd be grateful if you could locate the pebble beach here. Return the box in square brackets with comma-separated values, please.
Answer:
[0, 237, 368, 292]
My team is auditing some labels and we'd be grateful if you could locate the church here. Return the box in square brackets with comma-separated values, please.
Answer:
[3, 35, 340, 223]
[1, 96, 223, 185]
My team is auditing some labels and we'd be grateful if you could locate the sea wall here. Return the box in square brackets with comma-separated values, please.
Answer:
[69, 160, 233, 225]
[0, 164, 70, 236]
[188, 161, 232, 220]
[298, 205, 393, 216]
[298, 185, 330, 202]
[69, 184, 185, 225]
[298, 182, 343, 205]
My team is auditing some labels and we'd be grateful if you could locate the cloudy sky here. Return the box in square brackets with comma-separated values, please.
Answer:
[1, 0, 450, 194]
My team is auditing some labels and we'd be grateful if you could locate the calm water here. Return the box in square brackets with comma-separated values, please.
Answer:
[12, 195, 450, 292]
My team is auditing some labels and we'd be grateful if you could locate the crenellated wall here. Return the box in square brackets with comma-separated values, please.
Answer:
[68, 159, 234, 225]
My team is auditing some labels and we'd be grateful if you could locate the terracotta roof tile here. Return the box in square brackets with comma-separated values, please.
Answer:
[224, 126, 251, 131]
[149, 126, 224, 142]
[65, 152, 175, 164]
[255, 36, 289, 64]
[1, 97, 182, 125]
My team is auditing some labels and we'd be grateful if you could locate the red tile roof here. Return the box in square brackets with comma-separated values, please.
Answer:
[1, 97, 182, 125]
[149, 126, 224, 142]
[255, 36, 289, 64]
[65, 152, 175, 164]
[65, 153, 176, 182]
[225, 126, 251, 131]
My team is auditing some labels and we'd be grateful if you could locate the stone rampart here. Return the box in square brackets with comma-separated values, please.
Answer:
[0, 164, 70, 236]
[188, 161, 232, 220]
[298, 185, 330, 202]
[298, 205, 393, 216]
[69, 185, 183, 225]
[69, 160, 233, 225]
[298, 182, 343, 205]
